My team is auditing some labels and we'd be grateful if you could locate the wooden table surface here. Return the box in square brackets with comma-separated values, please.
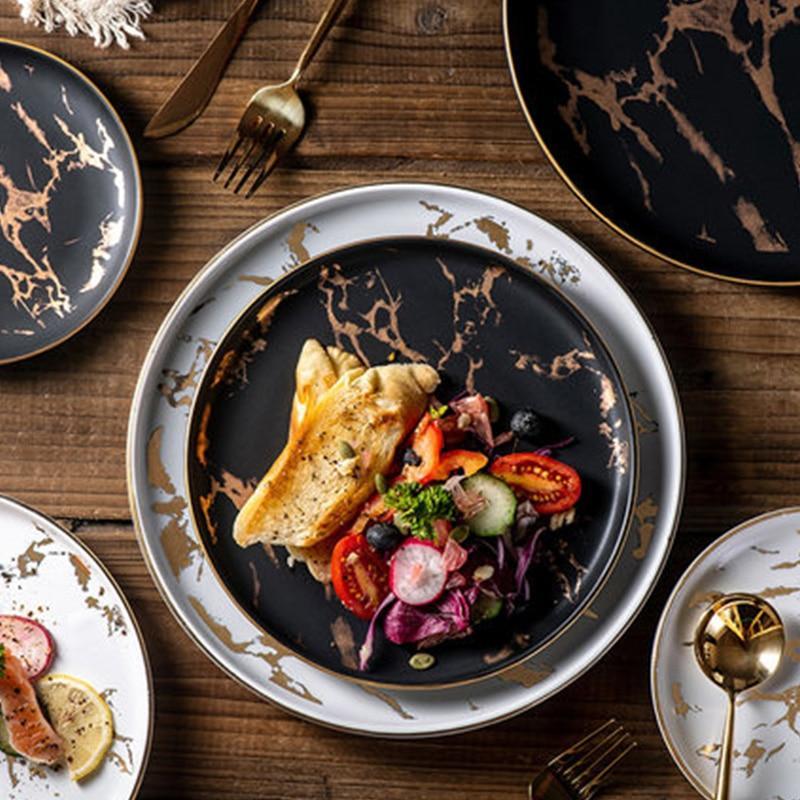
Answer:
[3, 1, 799, 797]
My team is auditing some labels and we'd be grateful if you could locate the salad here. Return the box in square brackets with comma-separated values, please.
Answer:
[326, 391, 584, 671]
[0, 614, 115, 781]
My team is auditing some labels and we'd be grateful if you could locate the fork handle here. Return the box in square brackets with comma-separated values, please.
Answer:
[289, 0, 351, 84]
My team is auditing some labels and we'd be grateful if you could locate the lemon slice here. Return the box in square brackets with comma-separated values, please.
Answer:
[37, 673, 114, 781]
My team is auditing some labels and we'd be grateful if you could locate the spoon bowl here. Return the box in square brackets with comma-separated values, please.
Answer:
[694, 593, 785, 800]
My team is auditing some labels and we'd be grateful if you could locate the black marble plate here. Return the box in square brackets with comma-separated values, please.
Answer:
[0, 40, 140, 363]
[186, 237, 636, 688]
[505, 1, 800, 284]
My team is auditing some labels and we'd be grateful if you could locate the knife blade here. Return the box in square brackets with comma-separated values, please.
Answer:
[144, 0, 263, 139]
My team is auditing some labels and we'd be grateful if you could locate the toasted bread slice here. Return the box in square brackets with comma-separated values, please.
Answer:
[290, 339, 363, 437]
[234, 352, 439, 550]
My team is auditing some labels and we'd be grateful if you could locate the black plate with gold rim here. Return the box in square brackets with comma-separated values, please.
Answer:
[505, 1, 800, 284]
[186, 236, 636, 688]
[0, 39, 140, 363]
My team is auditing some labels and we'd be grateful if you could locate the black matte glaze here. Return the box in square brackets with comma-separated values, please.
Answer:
[187, 237, 635, 687]
[506, 1, 800, 283]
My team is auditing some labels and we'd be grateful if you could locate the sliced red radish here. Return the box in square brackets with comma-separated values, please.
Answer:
[0, 616, 55, 680]
[389, 540, 447, 607]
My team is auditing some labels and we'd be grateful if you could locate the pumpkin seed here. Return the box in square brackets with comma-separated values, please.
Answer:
[409, 652, 436, 671]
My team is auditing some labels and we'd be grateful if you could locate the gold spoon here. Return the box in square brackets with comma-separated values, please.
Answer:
[694, 593, 785, 800]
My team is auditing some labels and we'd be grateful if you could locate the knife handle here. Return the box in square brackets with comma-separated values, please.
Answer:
[209, 0, 263, 80]
[289, 0, 351, 85]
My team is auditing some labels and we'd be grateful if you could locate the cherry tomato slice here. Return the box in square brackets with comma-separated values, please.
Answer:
[427, 449, 488, 482]
[331, 534, 390, 620]
[490, 453, 581, 515]
[403, 414, 444, 483]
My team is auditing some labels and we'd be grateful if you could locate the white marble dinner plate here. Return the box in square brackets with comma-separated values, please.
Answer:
[127, 182, 685, 737]
[652, 508, 800, 799]
[0, 495, 153, 799]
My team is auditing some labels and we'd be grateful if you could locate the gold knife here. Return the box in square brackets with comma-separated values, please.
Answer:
[144, 0, 263, 139]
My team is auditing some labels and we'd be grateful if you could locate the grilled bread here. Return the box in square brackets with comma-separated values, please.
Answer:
[234, 340, 439, 551]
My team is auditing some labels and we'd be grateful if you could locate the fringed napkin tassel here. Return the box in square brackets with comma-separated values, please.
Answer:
[17, 0, 153, 49]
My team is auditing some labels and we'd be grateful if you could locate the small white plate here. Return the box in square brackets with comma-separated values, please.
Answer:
[128, 182, 685, 736]
[652, 508, 800, 799]
[0, 495, 152, 799]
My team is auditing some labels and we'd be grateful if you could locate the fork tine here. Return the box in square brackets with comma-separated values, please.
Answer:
[566, 727, 631, 784]
[244, 130, 285, 198]
[214, 132, 244, 182]
[560, 724, 627, 779]
[224, 133, 261, 189]
[235, 125, 282, 196]
[548, 719, 617, 768]
[577, 740, 637, 798]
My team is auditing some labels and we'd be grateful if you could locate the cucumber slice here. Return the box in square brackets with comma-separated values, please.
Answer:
[463, 474, 517, 537]
[0, 716, 19, 757]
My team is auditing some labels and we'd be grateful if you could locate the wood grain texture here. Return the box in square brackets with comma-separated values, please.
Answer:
[1, 0, 799, 797]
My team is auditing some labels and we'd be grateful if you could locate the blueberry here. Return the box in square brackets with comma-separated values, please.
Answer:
[402, 447, 422, 466]
[510, 408, 545, 441]
[365, 522, 404, 553]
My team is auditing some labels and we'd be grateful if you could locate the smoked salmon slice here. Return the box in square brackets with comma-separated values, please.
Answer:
[0, 645, 62, 765]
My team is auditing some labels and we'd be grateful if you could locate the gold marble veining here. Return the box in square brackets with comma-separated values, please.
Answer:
[512, 338, 630, 474]
[0, 69, 127, 325]
[496, 662, 554, 689]
[249, 561, 261, 607]
[68, 552, 91, 591]
[631, 394, 659, 435]
[187, 595, 321, 705]
[147, 426, 201, 579]
[319, 265, 426, 366]
[285, 221, 319, 265]
[319, 259, 509, 391]
[158, 337, 216, 410]
[419, 200, 582, 286]
[85, 595, 128, 637]
[14, 535, 53, 577]
[750, 683, 800, 736]
[210, 291, 294, 391]
[199, 469, 255, 546]
[538, 1, 800, 252]
[672, 681, 700, 717]
[105, 731, 135, 776]
[358, 685, 414, 720]
[687, 589, 724, 610]
[330, 616, 358, 670]
[433, 259, 508, 391]
[631, 495, 659, 561]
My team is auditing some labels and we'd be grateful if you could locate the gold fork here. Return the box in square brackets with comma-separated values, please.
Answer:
[214, 0, 351, 197]
[529, 720, 637, 800]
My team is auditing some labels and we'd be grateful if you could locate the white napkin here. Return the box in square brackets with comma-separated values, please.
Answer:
[16, 0, 153, 48]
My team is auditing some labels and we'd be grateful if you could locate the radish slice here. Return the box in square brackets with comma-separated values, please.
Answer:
[389, 540, 447, 606]
[0, 616, 55, 680]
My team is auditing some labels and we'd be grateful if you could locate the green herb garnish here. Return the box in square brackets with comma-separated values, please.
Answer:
[383, 481, 457, 540]
[429, 404, 449, 420]
[0, 643, 5, 679]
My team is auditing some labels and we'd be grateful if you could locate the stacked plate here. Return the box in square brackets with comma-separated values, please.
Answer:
[127, 183, 685, 736]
